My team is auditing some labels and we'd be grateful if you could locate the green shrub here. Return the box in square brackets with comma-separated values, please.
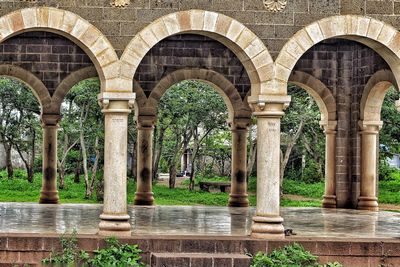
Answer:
[251, 243, 342, 267]
[301, 160, 323, 183]
[87, 237, 147, 267]
[43, 233, 147, 267]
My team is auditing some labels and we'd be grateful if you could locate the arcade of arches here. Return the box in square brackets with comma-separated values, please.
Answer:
[0, 5, 399, 240]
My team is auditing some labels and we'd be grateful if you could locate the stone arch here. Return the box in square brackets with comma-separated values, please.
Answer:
[0, 64, 51, 109]
[360, 69, 397, 122]
[275, 15, 400, 95]
[121, 10, 273, 96]
[0, 7, 118, 92]
[289, 71, 337, 124]
[137, 68, 251, 122]
[50, 66, 98, 113]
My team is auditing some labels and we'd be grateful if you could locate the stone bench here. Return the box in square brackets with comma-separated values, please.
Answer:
[199, 181, 231, 193]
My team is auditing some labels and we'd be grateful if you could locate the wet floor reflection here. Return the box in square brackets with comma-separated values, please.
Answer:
[0, 203, 400, 239]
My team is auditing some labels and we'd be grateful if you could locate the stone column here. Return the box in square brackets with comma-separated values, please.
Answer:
[358, 121, 381, 211]
[228, 118, 250, 207]
[322, 121, 337, 208]
[250, 96, 290, 239]
[134, 115, 155, 206]
[98, 92, 135, 236]
[39, 114, 61, 204]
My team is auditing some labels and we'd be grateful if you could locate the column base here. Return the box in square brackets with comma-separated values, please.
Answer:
[39, 191, 59, 204]
[358, 196, 379, 211]
[98, 213, 131, 237]
[134, 192, 155, 206]
[228, 194, 249, 207]
[251, 215, 285, 239]
[322, 195, 336, 208]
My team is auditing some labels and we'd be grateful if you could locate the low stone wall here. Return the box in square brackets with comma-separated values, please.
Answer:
[1, 234, 400, 266]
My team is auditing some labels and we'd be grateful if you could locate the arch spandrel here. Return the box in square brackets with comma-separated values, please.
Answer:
[0, 7, 118, 92]
[276, 15, 400, 92]
[121, 10, 273, 98]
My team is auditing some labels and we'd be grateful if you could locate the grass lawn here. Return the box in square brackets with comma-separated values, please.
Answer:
[0, 170, 398, 208]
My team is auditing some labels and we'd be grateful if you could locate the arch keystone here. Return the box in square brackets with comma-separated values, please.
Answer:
[36, 7, 49, 27]
[190, 10, 205, 31]
[48, 8, 64, 29]
[21, 8, 38, 28]
[203, 11, 218, 32]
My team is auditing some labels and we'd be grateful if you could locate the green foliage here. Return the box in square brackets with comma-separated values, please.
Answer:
[300, 160, 323, 184]
[42, 229, 87, 266]
[43, 234, 147, 267]
[282, 180, 325, 199]
[87, 237, 147, 267]
[282, 86, 325, 183]
[156, 80, 230, 183]
[251, 243, 342, 267]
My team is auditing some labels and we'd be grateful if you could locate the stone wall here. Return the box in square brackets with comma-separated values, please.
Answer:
[293, 39, 388, 208]
[1, 0, 400, 58]
[0, 32, 93, 94]
[1, 234, 400, 266]
[135, 34, 250, 98]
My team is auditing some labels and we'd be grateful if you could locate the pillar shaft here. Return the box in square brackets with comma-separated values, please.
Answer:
[322, 121, 337, 208]
[134, 116, 155, 206]
[249, 97, 290, 239]
[228, 118, 250, 207]
[98, 93, 134, 236]
[358, 121, 381, 211]
[39, 115, 60, 204]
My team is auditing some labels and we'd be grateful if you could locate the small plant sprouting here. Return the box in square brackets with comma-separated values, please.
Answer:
[42, 232, 148, 266]
[250, 243, 342, 267]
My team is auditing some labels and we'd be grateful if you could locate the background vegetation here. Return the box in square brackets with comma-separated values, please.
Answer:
[0, 77, 398, 208]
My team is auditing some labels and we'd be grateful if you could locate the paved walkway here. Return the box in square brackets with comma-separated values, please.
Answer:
[0, 203, 400, 239]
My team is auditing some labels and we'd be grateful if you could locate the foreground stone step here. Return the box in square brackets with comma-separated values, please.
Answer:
[150, 252, 251, 267]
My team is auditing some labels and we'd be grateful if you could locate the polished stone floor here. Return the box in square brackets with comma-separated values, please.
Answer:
[0, 203, 400, 239]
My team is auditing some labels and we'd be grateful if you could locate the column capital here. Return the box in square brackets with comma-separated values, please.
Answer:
[137, 115, 157, 129]
[41, 113, 61, 126]
[358, 120, 383, 134]
[228, 117, 251, 130]
[320, 120, 337, 134]
[247, 95, 291, 118]
[98, 92, 136, 113]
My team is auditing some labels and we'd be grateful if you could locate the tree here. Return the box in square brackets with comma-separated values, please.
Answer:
[156, 80, 229, 189]
[280, 85, 324, 185]
[0, 78, 41, 180]
[62, 78, 103, 198]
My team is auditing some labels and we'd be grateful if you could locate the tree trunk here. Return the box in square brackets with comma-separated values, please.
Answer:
[87, 135, 100, 198]
[169, 164, 177, 189]
[58, 133, 69, 189]
[130, 141, 137, 181]
[79, 104, 90, 198]
[4, 142, 13, 178]
[28, 129, 36, 183]
[153, 125, 166, 181]
[74, 148, 82, 183]
[280, 119, 305, 189]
